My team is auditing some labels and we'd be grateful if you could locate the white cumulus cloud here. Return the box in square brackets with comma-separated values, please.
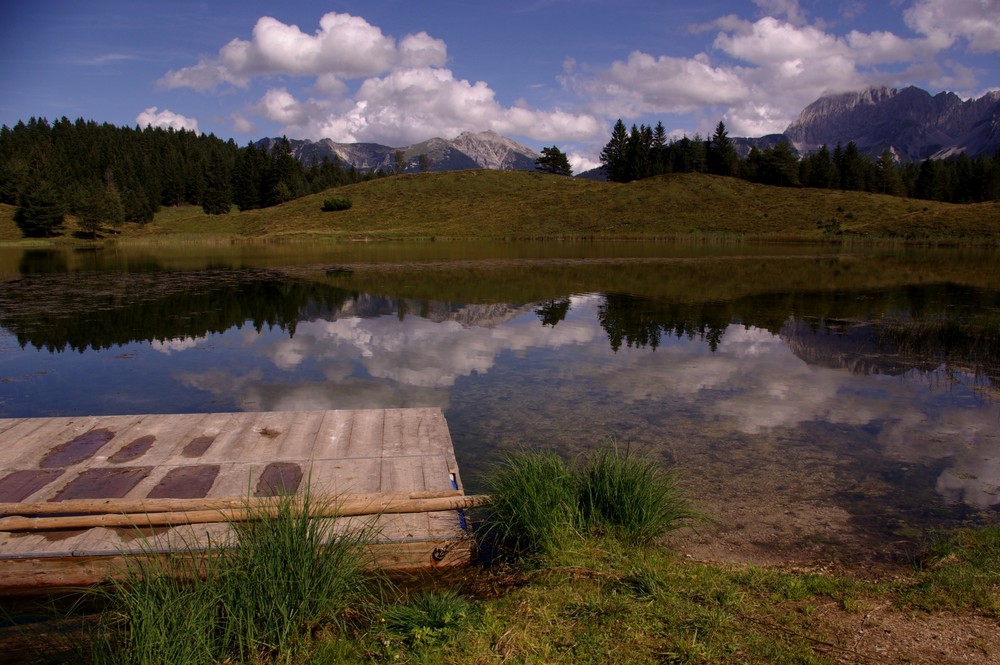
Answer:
[135, 107, 199, 133]
[159, 11, 600, 147]
[905, 0, 1000, 53]
[565, 5, 983, 137]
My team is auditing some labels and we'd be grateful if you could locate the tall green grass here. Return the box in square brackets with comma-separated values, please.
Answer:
[482, 448, 581, 557]
[91, 550, 223, 664]
[220, 491, 379, 660]
[579, 444, 697, 546]
[481, 443, 696, 558]
[91, 490, 381, 664]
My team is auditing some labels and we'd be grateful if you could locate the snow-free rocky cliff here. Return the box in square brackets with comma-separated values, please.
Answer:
[256, 130, 539, 174]
[783, 86, 1000, 160]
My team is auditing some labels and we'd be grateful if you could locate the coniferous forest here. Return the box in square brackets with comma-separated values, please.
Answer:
[600, 119, 1000, 204]
[3, 116, 1000, 239]
[0, 117, 377, 237]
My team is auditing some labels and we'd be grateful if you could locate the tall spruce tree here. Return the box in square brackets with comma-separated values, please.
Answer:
[600, 119, 629, 182]
[14, 179, 65, 237]
[707, 121, 739, 177]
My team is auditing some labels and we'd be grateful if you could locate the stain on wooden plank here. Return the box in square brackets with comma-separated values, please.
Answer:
[39, 428, 116, 468]
[50, 467, 152, 500]
[108, 435, 156, 463]
[114, 526, 172, 542]
[255, 462, 303, 496]
[182, 435, 215, 458]
[0, 469, 64, 503]
[146, 465, 220, 499]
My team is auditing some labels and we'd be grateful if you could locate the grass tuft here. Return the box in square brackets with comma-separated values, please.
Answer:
[481, 448, 581, 558]
[90, 487, 381, 664]
[381, 589, 472, 649]
[579, 442, 697, 545]
[219, 489, 381, 660]
[481, 442, 697, 559]
[90, 545, 225, 664]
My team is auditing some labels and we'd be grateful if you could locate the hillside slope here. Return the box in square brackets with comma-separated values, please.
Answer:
[231, 171, 1000, 243]
[1, 172, 997, 244]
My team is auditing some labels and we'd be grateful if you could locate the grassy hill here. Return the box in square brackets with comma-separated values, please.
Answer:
[2, 171, 999, 244]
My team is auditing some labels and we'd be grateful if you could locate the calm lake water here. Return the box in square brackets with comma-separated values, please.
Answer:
[1, 242, 998, 565]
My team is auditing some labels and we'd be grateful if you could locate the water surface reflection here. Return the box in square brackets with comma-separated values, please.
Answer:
[0, 244, 998, 565]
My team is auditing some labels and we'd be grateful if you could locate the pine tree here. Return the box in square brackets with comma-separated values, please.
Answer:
[14, 179, 65, 237]
[651, 122, 667, 175]
[600, 119, 629, 182]
[760, 142, 800, 186]
[201, 151, 232, 215]
[535, 145, 573, 176]
[875, 149, 904, 196]
[707, 121, 739, 177]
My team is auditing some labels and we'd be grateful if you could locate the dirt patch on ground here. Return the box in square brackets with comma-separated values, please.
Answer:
[778, 599, 1000, 665]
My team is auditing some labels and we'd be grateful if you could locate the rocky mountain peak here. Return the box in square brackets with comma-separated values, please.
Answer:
[450, 130, 540, 170]
[783, 85, 1000, 160]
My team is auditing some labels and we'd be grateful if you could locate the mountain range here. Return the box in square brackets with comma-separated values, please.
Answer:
[256, 130, 539, 175]
[259, 85, 1000, 176]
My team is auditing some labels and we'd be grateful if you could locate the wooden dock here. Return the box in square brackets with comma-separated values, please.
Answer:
[0, 408, 476, 592]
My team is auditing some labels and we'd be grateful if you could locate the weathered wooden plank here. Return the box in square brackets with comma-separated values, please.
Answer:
[0, 537, 475, 593]
[257, 411, 327, 460]
[346, 409, 385, 459]
[316, 409, 355, 458]
[379, 455, 431, 541]
[4, 416, 105, 469]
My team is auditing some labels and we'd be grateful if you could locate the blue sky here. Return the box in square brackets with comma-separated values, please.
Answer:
[1, 0, 998, 170]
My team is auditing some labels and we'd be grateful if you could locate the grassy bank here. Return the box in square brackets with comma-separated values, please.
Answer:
[4, 448, 999, 664]
[2, 171, 999, 245]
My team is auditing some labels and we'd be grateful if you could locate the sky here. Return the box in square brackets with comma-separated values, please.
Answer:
[1, 0, 998, 171]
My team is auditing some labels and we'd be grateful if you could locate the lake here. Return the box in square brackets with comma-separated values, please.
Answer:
[1, 242, 998, 567]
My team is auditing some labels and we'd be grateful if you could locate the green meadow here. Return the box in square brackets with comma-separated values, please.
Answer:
[2, 170, 999, 245]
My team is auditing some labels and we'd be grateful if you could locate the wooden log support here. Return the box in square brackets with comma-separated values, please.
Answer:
[0, 489, 465, 517]
[0, 494, 490, 531]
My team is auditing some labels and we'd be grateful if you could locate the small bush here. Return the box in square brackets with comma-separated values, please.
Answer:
[321, 197, 352, 212]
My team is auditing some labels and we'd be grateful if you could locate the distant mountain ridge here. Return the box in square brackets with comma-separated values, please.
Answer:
[259, 85, 1000, 176]
[782, 86, 1000, 161]
[256, 130, 540, 174]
